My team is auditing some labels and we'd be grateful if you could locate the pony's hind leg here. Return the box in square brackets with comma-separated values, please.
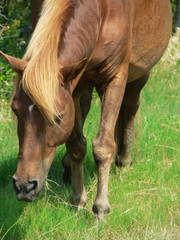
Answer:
[64, 87, 93, 208]
[62, 154, 71, 183]
[115, 74, 149, 167]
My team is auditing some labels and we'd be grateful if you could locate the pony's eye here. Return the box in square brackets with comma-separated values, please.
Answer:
[54, 115, 63, 124]
[55, 117, 61, 124]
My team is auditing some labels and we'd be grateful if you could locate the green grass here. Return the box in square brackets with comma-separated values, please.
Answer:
[0, 34, 180, 239]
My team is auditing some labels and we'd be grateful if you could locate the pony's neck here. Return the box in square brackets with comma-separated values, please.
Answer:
[58, 0, 102, 66]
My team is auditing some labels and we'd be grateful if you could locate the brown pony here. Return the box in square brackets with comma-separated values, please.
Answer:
[0, 0, 172, 219]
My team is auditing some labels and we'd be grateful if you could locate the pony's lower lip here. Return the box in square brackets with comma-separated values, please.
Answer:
[17, 194, 36, 202]
[16, 187, 41, 202]
[16, 185, 42, 202]
[18, 198, 34, 202]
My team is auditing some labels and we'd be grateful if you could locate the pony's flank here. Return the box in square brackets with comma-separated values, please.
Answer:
[21, 0, 72, 123]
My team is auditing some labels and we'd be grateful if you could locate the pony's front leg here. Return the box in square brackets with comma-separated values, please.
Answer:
[65, 96, 88, 209]
[92, 69, 127, 219]
[66, 129, 87, 209]
[62, 87, 93, 183]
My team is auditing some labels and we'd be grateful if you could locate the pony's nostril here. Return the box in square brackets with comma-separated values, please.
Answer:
[12, 176, 21, 194]
[28, 179, 38, 192]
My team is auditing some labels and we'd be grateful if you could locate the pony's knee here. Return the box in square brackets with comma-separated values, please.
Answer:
[66, 135, 87, 163]
[93, 135, 116, 166]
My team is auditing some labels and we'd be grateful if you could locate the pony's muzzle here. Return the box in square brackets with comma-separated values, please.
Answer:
[12, 176, 38, 202]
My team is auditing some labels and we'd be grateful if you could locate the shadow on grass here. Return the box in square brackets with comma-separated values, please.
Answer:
[0, 144, 97, 239]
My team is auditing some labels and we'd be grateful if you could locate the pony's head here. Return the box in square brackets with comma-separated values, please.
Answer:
[0, 51, 87, 201]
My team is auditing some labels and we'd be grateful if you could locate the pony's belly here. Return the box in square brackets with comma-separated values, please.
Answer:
[127, 0, 172, 82]
[127, 46, 165, 82]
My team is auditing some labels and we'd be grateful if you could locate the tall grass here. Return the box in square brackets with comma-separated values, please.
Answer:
[0, 33, 179, 239]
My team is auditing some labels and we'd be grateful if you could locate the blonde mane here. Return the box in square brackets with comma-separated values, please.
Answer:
[20, 0, 72, 123]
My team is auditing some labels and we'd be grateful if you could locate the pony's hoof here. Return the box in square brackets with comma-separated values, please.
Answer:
[70, 192, 87, 210]
[92, 199, 110, 220]
[115, 155, 132, 167]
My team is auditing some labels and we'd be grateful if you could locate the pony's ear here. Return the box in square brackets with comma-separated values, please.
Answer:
[61, 58, 87, 92]
[0, 51, 27, 74]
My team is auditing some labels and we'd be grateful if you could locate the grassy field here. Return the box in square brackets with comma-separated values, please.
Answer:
[0, 33, 180, 239]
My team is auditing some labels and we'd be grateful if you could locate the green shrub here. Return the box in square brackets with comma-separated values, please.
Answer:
[0, 1, 31, 100]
